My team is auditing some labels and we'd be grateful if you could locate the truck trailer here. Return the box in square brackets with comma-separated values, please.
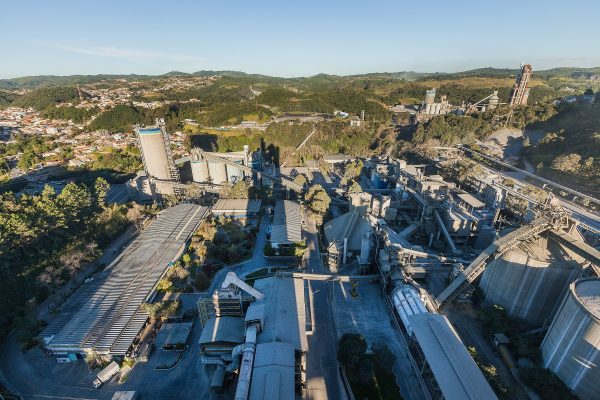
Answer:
[93, 361, 120, 388]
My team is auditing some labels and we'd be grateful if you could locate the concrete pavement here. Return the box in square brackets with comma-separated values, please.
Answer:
[303, 218, 344, 400]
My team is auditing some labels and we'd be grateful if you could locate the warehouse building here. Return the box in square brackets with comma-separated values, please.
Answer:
[42, 204, 207, 359]
[210, 199, 262, 220]
[269, 200, 303, 248]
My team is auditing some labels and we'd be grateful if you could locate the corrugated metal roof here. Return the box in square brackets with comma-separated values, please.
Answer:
[457, 193, 486, 209]
[271, 200, 302, 244]
[324, 210, 374, 251]
[212, 199, 262, 214]
[251, 277, 307, 351]
[250, 342, 296, 400]
[408, 313, 498, 400]
[45, 204, 207, 355]
[198, 316, 245, 345]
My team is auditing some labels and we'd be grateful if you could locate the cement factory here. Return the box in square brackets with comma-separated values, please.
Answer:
[12, 62, 600, 400]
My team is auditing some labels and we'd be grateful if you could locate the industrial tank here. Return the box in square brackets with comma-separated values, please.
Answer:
[208, 160, 228, 184]
[191, 160, 209, 182]
[541, 278, 600, 399]
[226, 162, 243, 183]
[137, 127, 170, 180]
[479, 236, 583, 326]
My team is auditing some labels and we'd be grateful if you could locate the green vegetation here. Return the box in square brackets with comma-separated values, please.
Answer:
[191, 216, 256, 265]
[41, 105, 97, 123]
[0, 179, 140, 341]
[467, 346, 512, 399]
[0, 134, 57, 171]
[88, 145, 142, 174]
[522, 101, 600, 196]
[88, 104, 142, 132]
[12, 87, 81, 110]
[141, 299, 181, 319]
[305, 184, 331, 224]
[337, 333, 402, 400]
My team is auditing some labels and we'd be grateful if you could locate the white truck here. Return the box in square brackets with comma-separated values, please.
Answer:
[93, 361, 120, 388]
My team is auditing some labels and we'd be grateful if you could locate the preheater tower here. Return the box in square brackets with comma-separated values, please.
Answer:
[136, 120, 179, 182]
[541, 278, 600, 399]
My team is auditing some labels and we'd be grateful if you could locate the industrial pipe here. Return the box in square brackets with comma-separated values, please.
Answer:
[234, 324, 258, 400]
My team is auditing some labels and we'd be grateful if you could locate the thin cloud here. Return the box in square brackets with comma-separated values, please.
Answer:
[56, 44, 204, 62]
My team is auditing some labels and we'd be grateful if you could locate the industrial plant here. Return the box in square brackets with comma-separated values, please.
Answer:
[7, 62, 600, 400]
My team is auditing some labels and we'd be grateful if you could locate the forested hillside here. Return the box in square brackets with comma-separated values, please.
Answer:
[0, 179, 143, 343]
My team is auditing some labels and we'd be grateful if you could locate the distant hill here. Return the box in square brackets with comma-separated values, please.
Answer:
[0, 74, 156, 89]
[1, 66, 599, 89]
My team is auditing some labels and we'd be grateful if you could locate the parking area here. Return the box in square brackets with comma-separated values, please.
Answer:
[1, 311, 212, 400]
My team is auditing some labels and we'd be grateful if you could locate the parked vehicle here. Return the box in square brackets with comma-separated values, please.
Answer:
[93, 361, 120, 388]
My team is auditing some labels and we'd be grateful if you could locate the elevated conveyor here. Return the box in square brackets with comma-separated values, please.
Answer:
[436, 216, 551, 306]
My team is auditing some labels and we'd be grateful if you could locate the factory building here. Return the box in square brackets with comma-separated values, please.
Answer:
[190, 145, 262, 185]
[480, 235, 585, 326]
[269, 200, 303, 249]
[509, 63, 532, 106]
[198, 316, 246, 358]
[210, 199, 262, 220]
[541, 278, 600, 399]
[43, 204, 207, 359]
[416, 88, 452, 121]
[198, 273, 307, 399]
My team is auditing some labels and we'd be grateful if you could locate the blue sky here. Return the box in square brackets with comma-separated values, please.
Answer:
[2, 0, 599, 78]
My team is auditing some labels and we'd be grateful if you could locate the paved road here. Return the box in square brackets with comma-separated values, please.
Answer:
[303, 218, 344, 400]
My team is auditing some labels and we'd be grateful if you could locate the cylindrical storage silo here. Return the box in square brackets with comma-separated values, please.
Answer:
[137, 127, 170, 180]
[226, 163, 242, 183]
[541, 278, 600, 400]
[208, 160, 227, 184]
[359, 232, 372, 265]
[433, 103, 442, 114]
[425, 103, 433, 114]
[191, 160, 209, 182]
[479, 236, 583, 326]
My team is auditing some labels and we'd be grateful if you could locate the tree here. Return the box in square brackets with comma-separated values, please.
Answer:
[337, 333, 368, 370]
[194, 271, 210, 291]
[57, 182, 93, 222]
[348, 180, 363, 194]
[293, 173, 308, 188]
[551, 153, 581, 173]
[306, 184, 331, 222]
[341, 160, 363, 185]
[94, 177, 110, 207]
[182, 253, 192, 266]
[219, 180, 251, 199]
[371, 342, 396, 370]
